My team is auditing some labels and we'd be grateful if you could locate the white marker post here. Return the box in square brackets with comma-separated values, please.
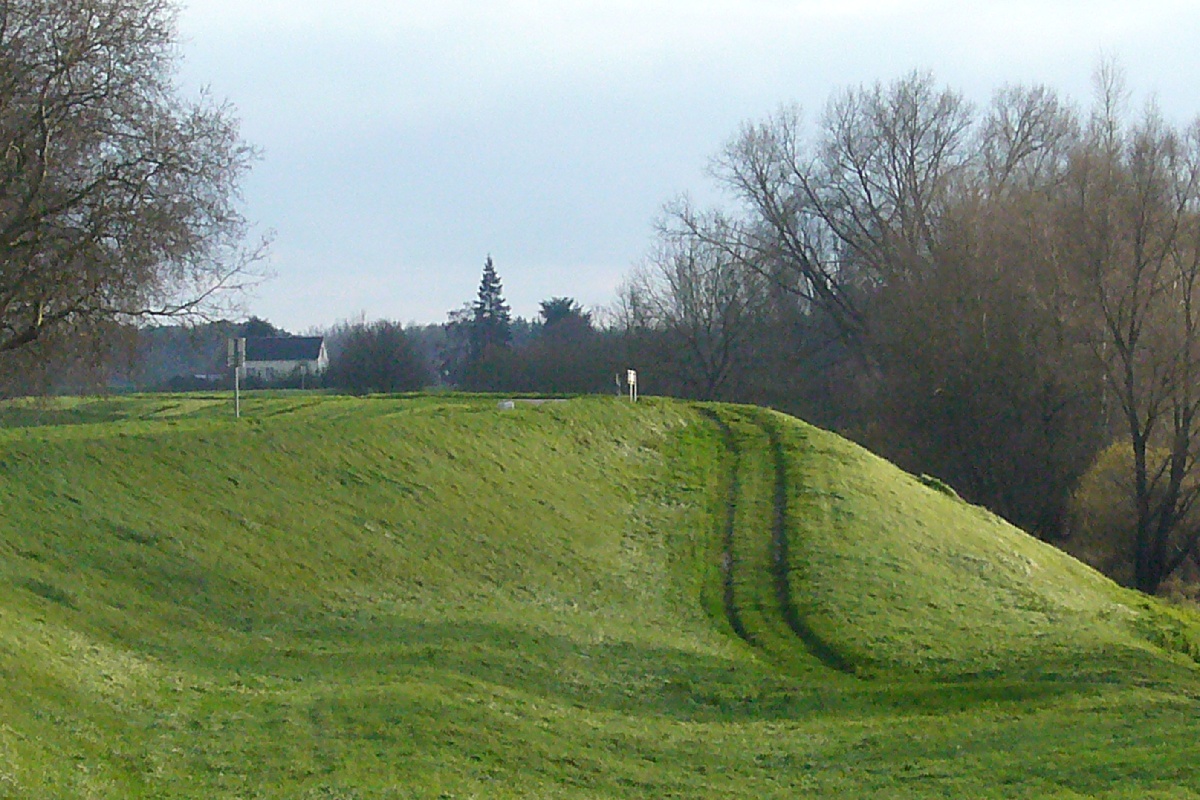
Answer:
[227, 337, 246, 418]
[627, 369, 638, 402]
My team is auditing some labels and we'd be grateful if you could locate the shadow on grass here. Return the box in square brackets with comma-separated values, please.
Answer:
[32, 529, 1173, 726]
[0, 400, 138, 428]
[128, 608, 1161, 725]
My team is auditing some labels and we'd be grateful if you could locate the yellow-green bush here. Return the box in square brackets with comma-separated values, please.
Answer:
[1066, 441, 1200, 591]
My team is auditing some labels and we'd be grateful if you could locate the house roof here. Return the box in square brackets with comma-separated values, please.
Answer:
[244, 336, 325, 362]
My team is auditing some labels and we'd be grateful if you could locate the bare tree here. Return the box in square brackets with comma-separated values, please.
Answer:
[1062, 64, 1200, 593]
[0, 0, 264, 355]
[865, 83, 1103, 537]
[688, 71, 974, 347]
[630, 219, 768, 400]
[978, 84, 1079, 195]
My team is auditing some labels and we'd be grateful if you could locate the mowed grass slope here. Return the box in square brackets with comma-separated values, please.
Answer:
[0, 393, 1198, 798]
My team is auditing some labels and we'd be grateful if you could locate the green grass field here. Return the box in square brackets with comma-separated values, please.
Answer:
[1, 392, 1199, 798]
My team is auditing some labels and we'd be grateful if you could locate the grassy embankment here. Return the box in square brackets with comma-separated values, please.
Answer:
[1, 392, 1199, 798]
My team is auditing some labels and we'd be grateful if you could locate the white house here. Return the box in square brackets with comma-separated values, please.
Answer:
[243, 336, 328, 381]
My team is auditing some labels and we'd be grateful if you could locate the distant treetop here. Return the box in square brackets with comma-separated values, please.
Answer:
[240, 317, 289, 338]
[471, 255, 512, 356]
[539, 297, 592, 339]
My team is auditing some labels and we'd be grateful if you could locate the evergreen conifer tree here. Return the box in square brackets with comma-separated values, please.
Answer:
[470, 256, 512, 359]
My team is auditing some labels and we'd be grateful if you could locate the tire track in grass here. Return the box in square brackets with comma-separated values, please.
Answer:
[758, 411, 855, 674]
[697, 408, 754, 646]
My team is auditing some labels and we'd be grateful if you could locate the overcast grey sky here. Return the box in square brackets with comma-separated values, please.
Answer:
[176, 1, 1200, 330]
